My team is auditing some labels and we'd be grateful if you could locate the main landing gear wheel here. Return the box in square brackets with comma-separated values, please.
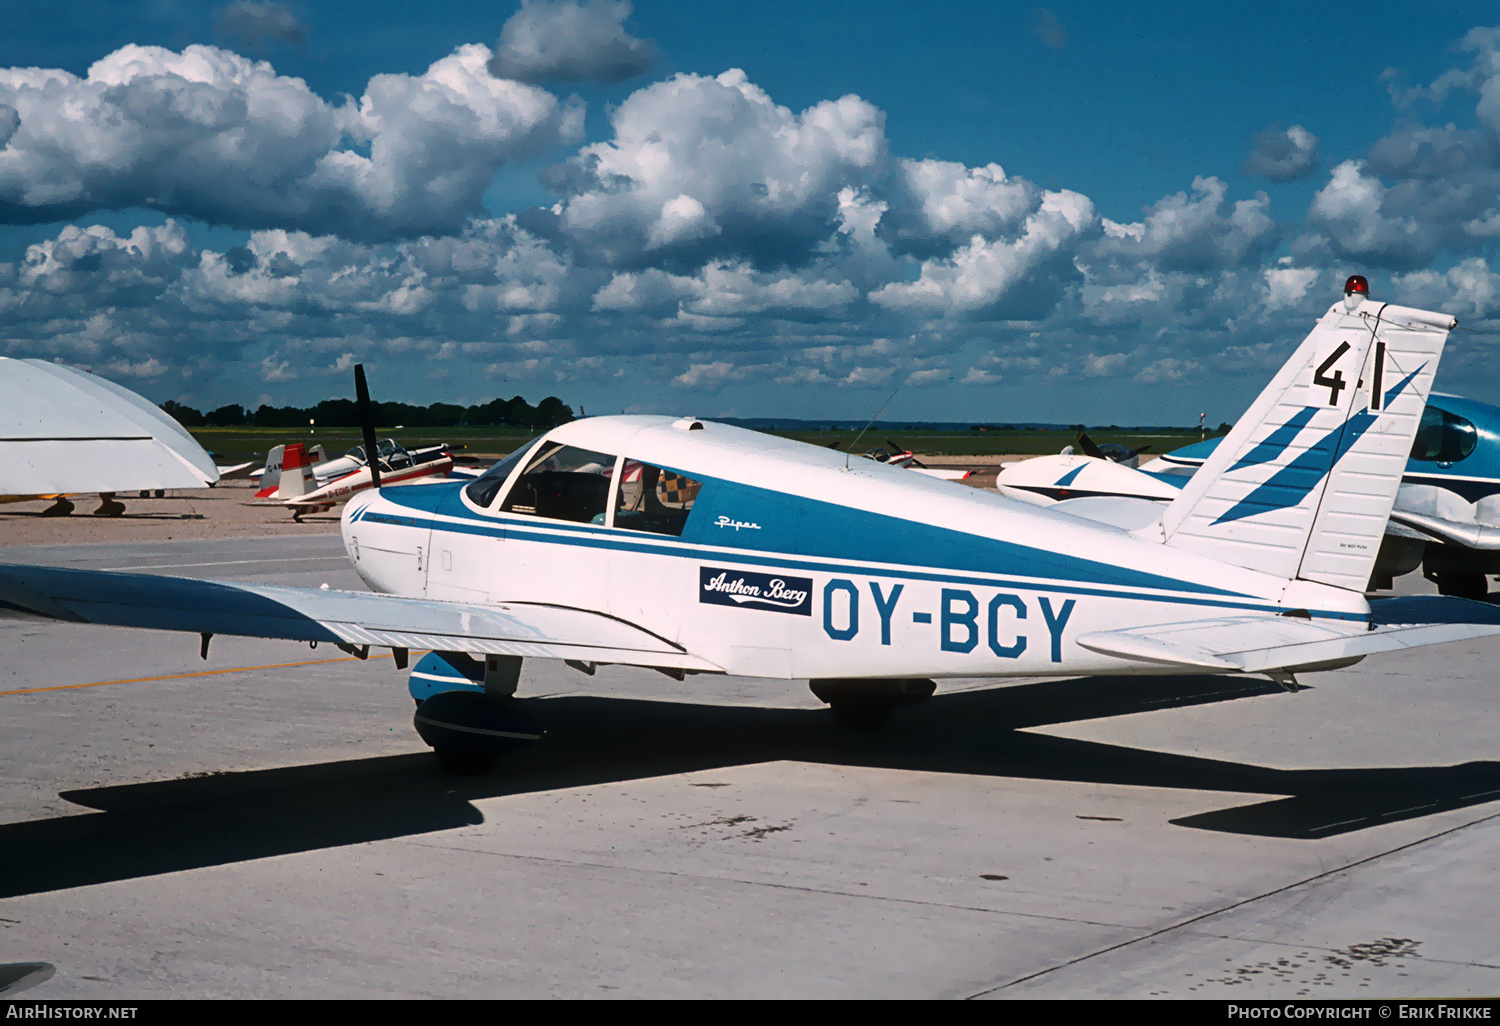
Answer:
[413, 690, 544, 775]
[1431, 572, 1488, 600]
[810, 678, 938, 728]
[40, 497, 74, 517]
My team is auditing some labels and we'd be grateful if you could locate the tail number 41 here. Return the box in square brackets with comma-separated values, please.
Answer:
[1314, 340, 1385, 410]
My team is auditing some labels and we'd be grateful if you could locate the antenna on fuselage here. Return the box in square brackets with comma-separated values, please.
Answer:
[355, 363, 382, 490]
[845, 385, 901, 470]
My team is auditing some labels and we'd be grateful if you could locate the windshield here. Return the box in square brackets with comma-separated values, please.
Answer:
[500, 443, 617, 524]
[463, 437, 540, 508]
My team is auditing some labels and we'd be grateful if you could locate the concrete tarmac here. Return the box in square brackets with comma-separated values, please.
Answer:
[1, 535, 1497, 999]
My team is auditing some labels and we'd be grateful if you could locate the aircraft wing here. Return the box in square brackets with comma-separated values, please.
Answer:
[0, 563, 722, 673]
[909, 467, 973, 481]
[1387, 509, 1500, 551]
[1076, 596, 1500, 674]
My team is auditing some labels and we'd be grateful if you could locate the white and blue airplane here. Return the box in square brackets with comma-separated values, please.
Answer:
[3, 283, 1499, 772]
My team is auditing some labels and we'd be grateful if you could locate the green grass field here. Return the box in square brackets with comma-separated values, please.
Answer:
[192, 424, 1217, 462]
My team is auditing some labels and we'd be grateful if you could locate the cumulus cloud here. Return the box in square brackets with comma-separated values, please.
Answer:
[896, 159, 1040, 248]
[1091, 176, 1275, 272]
[19, 221, 192, 304]
[671, 359, 751, 389]
[5, 40, 1500, 416]
[215, 2, 308, 49]
[1262, 262, 1320, 310]
[1301, 160, 1439, 268]
[594, 261, 856, 319]
[870, 189, 1095, 317]
[547, 69, 887, 265]
[490, 0, 657, 84]
[0, 43, 581, 239]
[1243, 124, 1320, 182]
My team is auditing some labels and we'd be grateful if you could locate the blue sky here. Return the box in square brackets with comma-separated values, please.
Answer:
[2, 1, 1499, 424]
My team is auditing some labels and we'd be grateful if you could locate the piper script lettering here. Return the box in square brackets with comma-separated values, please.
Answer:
[715, 516, 761, 531]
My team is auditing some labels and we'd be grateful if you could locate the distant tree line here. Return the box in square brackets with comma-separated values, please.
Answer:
[160, 394, 574, 430]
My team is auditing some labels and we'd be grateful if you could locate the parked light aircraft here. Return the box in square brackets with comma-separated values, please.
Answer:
[840, 439, 974, 482]
[5, 285, 1500, 774]
[252, 439, 457, 520]
[999, 392, 1500, 597]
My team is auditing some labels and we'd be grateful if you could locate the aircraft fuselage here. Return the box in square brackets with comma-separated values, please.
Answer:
[340, 416, 1368, 681]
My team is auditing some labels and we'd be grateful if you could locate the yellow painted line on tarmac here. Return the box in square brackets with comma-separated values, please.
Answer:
[0, 655, 365, 697]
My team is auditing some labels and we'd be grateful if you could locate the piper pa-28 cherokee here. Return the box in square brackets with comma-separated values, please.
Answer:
[4, 283, 1500, 773]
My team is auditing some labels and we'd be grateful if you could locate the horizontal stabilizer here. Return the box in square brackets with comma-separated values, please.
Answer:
[1387, 509, 1500, 551]
[0, 563, 722, 673]
[1077, 596, 1500, 674]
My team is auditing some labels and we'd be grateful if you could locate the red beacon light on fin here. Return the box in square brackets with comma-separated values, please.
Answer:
[1343, 274, 1369, 311]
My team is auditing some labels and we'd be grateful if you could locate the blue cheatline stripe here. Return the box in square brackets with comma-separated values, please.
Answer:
[1053, 465, 1086, 487]
[1214, 365, 1425, 526]
[366, 486, 1358, 618]
[387, 474, 1248, 600]
[393, 504, 1368, 620]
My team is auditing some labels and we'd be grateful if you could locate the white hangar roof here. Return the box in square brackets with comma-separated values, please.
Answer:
[0, 358, 219, 496]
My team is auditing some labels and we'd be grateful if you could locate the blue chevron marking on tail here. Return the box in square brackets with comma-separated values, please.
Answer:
[1212, 364, 1426, 526]
[1228, 406, 1319, 472]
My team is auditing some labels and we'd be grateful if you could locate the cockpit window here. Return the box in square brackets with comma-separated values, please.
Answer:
[464, 437, 540, 508]
[500, 443, 617, 524]
[613, 461, 701, 537]
[1410, 404, 1477, 463]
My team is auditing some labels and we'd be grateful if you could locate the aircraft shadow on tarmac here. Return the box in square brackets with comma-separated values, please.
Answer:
[3, 675, 1499, 898]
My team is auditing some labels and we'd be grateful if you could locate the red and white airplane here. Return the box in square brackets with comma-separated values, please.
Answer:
[253, 439, 458, 519]
[851, 440, 973, 482]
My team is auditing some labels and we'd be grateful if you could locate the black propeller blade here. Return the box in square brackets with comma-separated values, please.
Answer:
[1077, 431, 1151, 464]
[354, 364, 381, 490]
[1076, 431, 1108, 460]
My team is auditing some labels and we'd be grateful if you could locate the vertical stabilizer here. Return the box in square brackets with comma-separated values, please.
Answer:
[274, 443, 316, 500]
[253, 444, 285, 499]
[1156, 295, 1456, 591]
